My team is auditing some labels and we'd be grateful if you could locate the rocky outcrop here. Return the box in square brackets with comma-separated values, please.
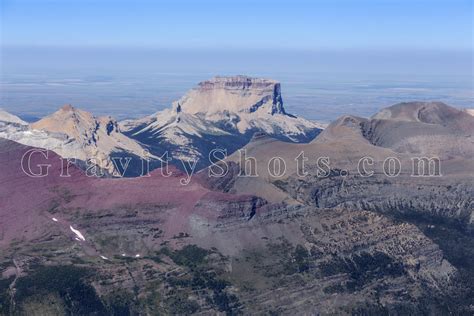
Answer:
[276, 173, 473, 224]
[193, 192, 266, 225]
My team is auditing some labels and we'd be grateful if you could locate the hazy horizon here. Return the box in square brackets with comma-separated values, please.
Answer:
[1, 0, 472, 122]
[1, 47, 472, 122]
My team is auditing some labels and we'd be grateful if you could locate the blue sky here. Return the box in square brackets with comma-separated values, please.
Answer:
[1, 0, 472, 50]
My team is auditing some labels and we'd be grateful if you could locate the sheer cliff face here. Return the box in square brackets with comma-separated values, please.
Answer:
[177, 76, 285, 115]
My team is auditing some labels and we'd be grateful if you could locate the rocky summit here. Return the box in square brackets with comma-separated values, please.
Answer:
[177, 76, 286, 115]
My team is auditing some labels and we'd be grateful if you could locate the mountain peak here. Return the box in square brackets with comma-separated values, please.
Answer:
[26, 105, 151, 175]
[175, 75, 286, 115]
[60, 104, 75, 111]
[372, 101, 451, 121]
[32, 105, 95, 135]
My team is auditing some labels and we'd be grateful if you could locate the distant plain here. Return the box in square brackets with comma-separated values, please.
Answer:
[1, 47, 472, 122]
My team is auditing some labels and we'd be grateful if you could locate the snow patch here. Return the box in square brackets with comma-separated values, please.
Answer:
[70, 225, 86, 241]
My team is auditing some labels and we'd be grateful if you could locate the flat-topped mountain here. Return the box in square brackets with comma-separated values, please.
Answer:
[177, 76, 286, 116]
[0, 75, 323, 175]
[121, 76, 323, 169]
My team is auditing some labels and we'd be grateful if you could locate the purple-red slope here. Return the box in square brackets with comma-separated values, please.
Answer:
[0, 139, 263, 248]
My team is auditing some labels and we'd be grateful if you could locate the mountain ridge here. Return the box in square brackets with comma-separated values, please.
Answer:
[0, 76, 324, 174]
[0, 105, 154, 176]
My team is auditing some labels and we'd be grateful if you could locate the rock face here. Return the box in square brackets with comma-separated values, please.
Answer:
[188, 206, 458, 314]
[120, 76, 323, 169]
[0, 105, 155, 176]
[177, 76, 286, 116]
